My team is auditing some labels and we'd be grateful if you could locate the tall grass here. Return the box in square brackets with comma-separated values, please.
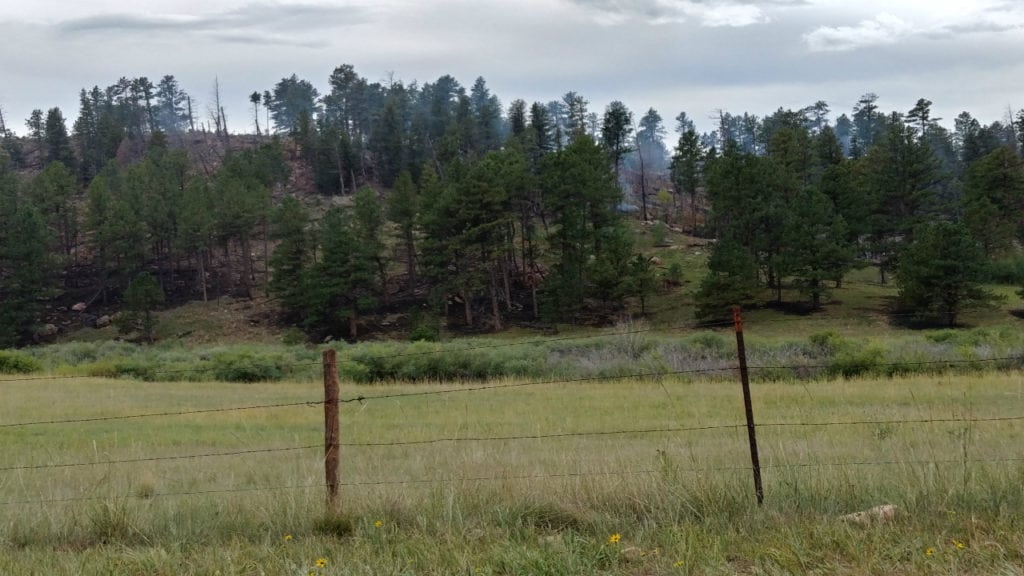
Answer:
[10, 325, 1024, 385]
[2, 373, 1023, 574]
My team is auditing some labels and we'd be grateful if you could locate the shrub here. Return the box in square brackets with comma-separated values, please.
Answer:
[84, 359, 157, 380]
[688, 333, 729, 356]
[209, 350, 284, 382]
[0, 350, 42, 374]
[664, 261, 685, 286]
[828, 346, 885, 379]
[807, 331, 847, 357]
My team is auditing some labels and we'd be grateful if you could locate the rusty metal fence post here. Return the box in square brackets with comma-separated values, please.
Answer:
[732, 306, 764, 506]
[323, 349, 340, 512]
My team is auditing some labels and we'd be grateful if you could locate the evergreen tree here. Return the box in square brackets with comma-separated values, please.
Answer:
[269, 74, 322, 134]
[469, 76, 502, 153]
[387, 171, 418, 285]
[116, 272, 165, 343]
[155, 75, 189, 133]
[267, 196, 311, 315]
[670, 129, 703, 232]
[507, 99, 527, 138]
[540, 135, 625, 320]
[897, 221, 999, 326]
[87, 163, 146, 276]
[863, 120, 943, 283]
[963, 146, 1024, 257]
[601, 101, 633, 182]
[176, 177, 215, 301]
[26, 162, 79, 258]
[44, 107, 76, 171]
[780, 187, 855, 308]
[694, 238, 759, 321]
[0, 154, 57, 346]
[302, 207, 378, 340]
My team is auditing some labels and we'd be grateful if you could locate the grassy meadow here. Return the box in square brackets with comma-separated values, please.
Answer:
[2, 370, 1024, 575]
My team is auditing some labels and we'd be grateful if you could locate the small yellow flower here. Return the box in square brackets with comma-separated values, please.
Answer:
[374, 519, 384, 528]
[653, 547, 661, 555]
[283, 534, 293, 542]
[608, 533, 621, 544]
[315, 558, 328, 568]
[673, 560, 685, 567]
[925, 547, 935, 557]
[953, 539, 965, 549]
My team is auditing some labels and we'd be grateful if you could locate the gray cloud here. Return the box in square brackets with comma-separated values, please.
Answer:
[59, 2, 373, 38]
[564, 0, 807, 26]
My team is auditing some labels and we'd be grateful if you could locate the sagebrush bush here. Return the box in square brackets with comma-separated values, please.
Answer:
[828, 346, 886, 379]
[209, 350, 285, 382]
[0, 350, 42, 374]
[84, 359, 157, 380]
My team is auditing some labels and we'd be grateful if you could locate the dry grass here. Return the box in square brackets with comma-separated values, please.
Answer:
[2, 372, 1024, 574]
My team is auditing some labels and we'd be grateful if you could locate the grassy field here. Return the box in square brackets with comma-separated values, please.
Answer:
[2, 370, 1024, 575]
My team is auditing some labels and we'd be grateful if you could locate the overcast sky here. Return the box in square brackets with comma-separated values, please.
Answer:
[2, 0, 1024, 136]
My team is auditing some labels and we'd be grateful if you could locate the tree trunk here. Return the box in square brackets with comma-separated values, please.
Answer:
[198, 252, 208, 302]
[690, 192, 698, 234]
[490, 269, 502, 332]
[405, 229, 416, 286]
[462, 287, 473, 327]
[502, 259, 512, 312]
[239, 236, 253, 299]
[349, 310, 358, 340]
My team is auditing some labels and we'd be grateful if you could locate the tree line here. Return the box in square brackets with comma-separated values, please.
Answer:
[2, 66, 1024, 345]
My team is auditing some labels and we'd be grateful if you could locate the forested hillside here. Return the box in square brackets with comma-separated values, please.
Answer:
[2, 67, 1023, 346]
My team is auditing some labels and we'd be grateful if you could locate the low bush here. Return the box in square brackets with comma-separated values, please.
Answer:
[209, 350, 286, 382]
[83, 359, 157, 380]
[0, 350, 42, 374]
[827, 346, 886, 379]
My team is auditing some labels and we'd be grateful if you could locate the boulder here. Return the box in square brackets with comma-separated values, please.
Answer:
[71, 302, 87, 312]
[840, 504, 898, 525]
[95, 315, 112, 328]
[33, 323, 59, 342]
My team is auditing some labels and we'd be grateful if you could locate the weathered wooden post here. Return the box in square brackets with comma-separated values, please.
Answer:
[323, 349, 340, 512]
[732, 306, 764, 506]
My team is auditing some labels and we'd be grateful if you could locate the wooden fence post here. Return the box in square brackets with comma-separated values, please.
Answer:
[732, 306, 764, 506]
[323, 349, 340, 512]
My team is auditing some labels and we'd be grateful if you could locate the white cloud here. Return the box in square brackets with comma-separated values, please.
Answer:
[803, 13, 916, 51]
[566, 0, 798, 27]
[693, 3, 768, 27]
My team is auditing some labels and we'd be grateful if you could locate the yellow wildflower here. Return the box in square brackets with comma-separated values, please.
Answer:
[925, 547, 935, 557]
[953, 539, 965, 549]
[608, 533, 621, 544]
[315, 558, 328, 568]
[283, 534, 293, 542]
[374, 520, 384, 528]
[673, 560, 685, 567]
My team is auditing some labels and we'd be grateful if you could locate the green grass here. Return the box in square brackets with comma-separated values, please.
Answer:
[2, 372, 1024, 574]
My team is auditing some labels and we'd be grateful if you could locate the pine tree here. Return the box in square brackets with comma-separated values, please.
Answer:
[0, 155, 57, 346]
[897, 222, 1000, 326]
[387, 171, 418, 285]
[116, 272, 165, 343]
[44, 108, 76, 171]
[267, 197, 311, 315]
[601, 101, 633, 182]
[670, 129, 703, 232]
[963, 146, 1024, 257]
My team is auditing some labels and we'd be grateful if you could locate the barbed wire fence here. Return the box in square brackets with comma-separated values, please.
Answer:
[1, 308, 1022, 512]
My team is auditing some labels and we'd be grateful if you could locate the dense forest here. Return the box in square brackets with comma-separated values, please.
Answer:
[2, 65, 1024, 346]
